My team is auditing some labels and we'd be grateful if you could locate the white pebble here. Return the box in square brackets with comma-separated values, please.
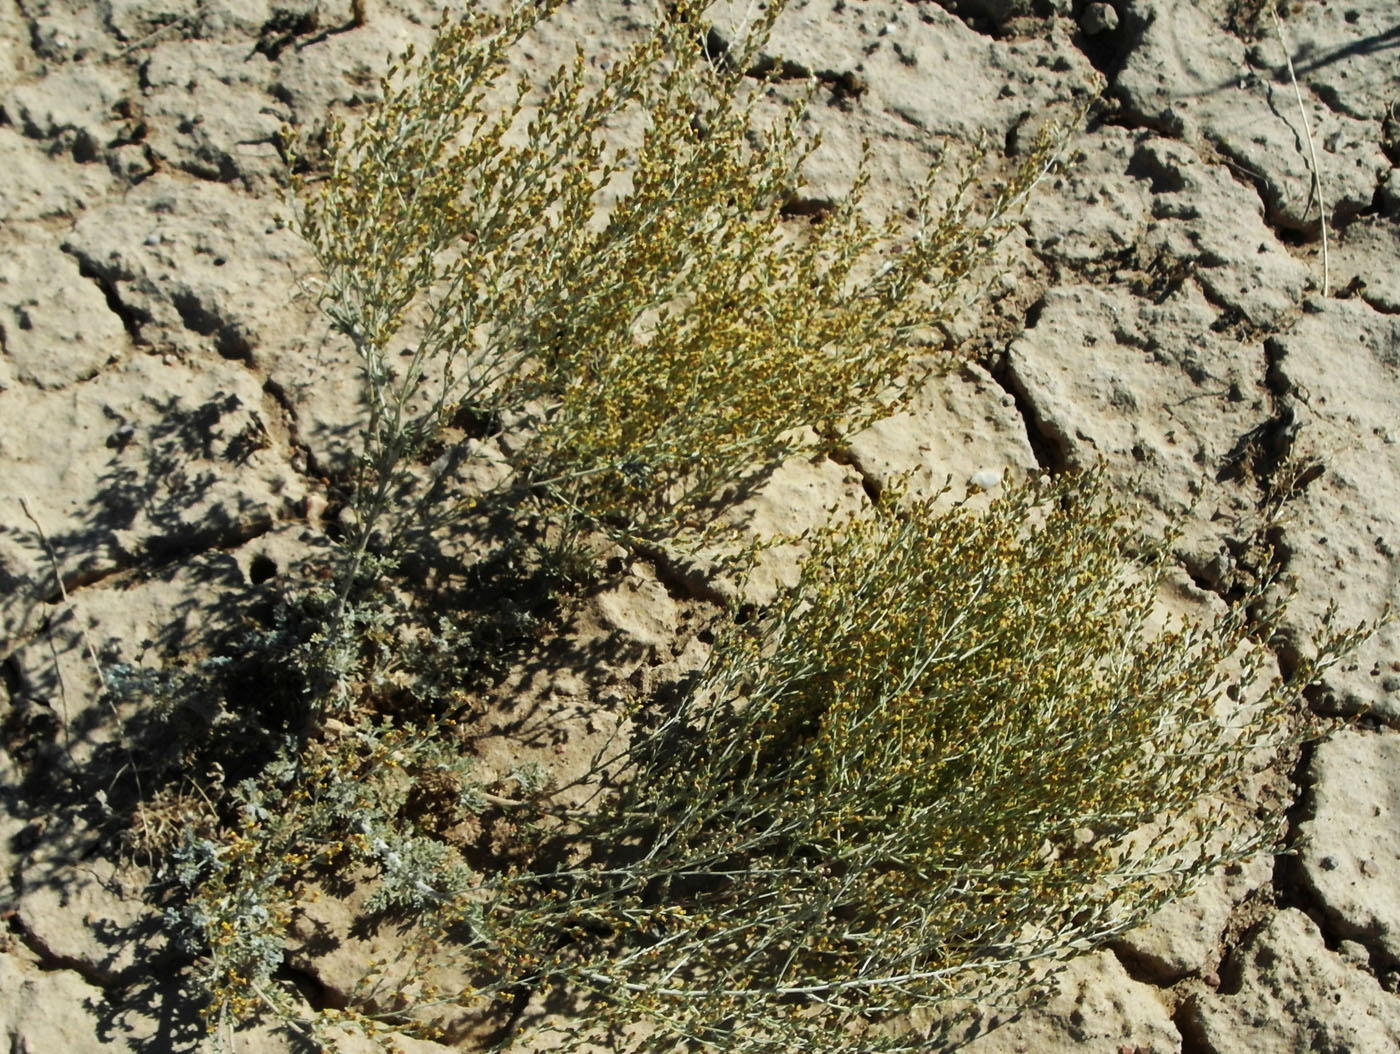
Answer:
[969, 469, 1003, 491]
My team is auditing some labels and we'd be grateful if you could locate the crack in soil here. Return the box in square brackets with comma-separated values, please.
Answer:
[628, 543, 733, 609]
[1360, 291, 1400, 316]
[826, 445, 883, 505]
[10, 0, 48, 62]
[986, 350, 1068, 473]
[1269, 734, 1400, 981]
[1173, 996, 1219, 1054]
[61, 247, 150, 344]
[10, 510, 289, 625]
[2, 906, 118, 989]
[260, 375, 319, 481]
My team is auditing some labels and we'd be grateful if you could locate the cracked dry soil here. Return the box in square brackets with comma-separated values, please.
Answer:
[2, 0, 1399, 1051]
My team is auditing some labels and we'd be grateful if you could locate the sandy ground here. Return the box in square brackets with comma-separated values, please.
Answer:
[2, 0, 1399, 1050]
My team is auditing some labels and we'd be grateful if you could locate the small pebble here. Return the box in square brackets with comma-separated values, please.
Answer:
[1081, 2, 1119, 35]
[969, 468, 1003, 491]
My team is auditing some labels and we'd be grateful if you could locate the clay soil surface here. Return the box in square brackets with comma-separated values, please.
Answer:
[2, 0, 1399, 1051]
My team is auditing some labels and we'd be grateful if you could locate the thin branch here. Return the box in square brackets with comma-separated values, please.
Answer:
[18, 495, 148, 834]
[1271, 6, 1330, 296]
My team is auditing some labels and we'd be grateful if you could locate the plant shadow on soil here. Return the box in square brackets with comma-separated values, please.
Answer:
[2, 394, 778, 1049]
